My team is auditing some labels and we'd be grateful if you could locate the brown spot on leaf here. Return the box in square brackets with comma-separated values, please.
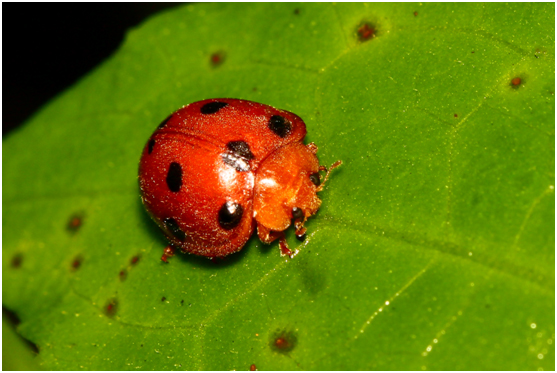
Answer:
[511, 77, 522, 87]
[357, 23, 376, 42]
[105, 298, 118, 317]
[413, 11, 418, 16]
[270, 330, 297, 353]
[67, 213, 85, 234]
[11, 253, 23, 268]
[210, 51, 226, 67]
[71, 255, 83, 271]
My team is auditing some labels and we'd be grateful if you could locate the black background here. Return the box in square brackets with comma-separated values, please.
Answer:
[3, 3, 182, 136]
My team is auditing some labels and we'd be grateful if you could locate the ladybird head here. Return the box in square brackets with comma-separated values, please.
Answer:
[253, 142, 340, 235]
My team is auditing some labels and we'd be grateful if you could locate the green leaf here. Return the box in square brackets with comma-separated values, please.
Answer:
[3, 3, 554, 370]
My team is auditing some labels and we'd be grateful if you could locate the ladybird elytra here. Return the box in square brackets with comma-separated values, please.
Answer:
[138, 98, 341, 259]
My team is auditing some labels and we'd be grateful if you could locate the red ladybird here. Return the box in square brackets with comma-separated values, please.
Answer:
[138, 99, 341, 261]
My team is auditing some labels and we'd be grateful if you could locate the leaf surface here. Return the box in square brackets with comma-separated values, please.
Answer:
[3, 3, 554, 370]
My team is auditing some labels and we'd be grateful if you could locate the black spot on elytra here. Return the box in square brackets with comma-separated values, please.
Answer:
[221, 153, 251, 172]
[268, 115, 292, 138]
[270, 330, 297, 353]
[309, 172, 321, 186]
[218, 201, 243, 230]
[166, 162, 182, 192]
[148, 139, 155, 154]
[164, 217, 186, 241]
[296, 233, 307, 242]
[222, 141, 254, 172]
[158, 114, 172, 129]
[227, 141, 254, 160]
[105, 298, 118, 317]
[200, 101, 228, 114]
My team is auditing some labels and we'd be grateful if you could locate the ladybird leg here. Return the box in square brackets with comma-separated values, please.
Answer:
[294, 220, 307, 241]
[257, 224, 293, 257]
[161, 245, 176, 263]
[307, 142, 318, 154]
[278, 235, 293, 257]
[257, 224, 279, 243]
[317, 160, 343, 192]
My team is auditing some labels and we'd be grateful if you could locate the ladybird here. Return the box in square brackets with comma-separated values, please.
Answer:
[138, 99, 341, 261]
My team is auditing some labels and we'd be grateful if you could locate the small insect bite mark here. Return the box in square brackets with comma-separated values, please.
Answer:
[357, 23, 376, 41]
[130, 255, 140, 265]
[161, 296, 166, 302]
[67, 213, 85, 234]
[105, 298, 118, 317]
[119, 269, 127, 281]
[210, 51, 226, 67]
[454, 113, 459, 118]
[413, 11, 418, 16]
[270, 330, 297, 353]
[511, 77, 522, 87]
[11, 253, 23, 268]
[71, 256, 82, 271]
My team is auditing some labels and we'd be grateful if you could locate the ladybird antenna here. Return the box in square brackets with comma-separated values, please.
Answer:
[317, 160, 342, 191]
